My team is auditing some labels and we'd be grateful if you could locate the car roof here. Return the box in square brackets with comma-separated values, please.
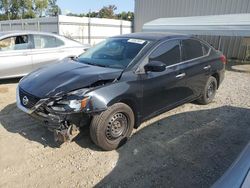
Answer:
[0, 30, 91, 47]
[0, 30, 59, 37]
[111, 32, 191, 41]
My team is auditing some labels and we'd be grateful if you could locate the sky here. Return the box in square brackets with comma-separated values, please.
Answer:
[57, 0, 134, 15]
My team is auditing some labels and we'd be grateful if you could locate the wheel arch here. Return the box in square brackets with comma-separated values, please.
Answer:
[108, 97, 140, 129]
[212, 72, 220, 89]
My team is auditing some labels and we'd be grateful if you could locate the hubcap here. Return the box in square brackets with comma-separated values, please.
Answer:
[207, 81, 215, 99]
[106, 112, 128, 140]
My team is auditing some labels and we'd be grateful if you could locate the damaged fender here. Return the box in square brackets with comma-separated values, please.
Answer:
[85, 71, 142, 119]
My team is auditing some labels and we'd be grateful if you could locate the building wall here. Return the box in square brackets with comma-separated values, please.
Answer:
[0, 17, 58, 33]
[0, 16, 132, 45]
[58, 16, 132, 45]
[135, 0, 250, 59]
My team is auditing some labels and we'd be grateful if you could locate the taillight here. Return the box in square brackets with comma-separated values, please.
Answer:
[220, 55, 227, 64]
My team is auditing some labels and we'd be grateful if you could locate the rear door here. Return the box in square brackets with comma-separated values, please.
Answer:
[0, 34, 32, 79]
[141, 39, 193, 118]
[180, 38, 212, 98]
[30, 34, 65, 71]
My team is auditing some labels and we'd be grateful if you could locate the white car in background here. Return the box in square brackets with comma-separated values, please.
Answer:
[0, 31, 90, 79]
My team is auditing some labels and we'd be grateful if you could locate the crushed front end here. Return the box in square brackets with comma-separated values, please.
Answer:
[16, 86, 92, 143]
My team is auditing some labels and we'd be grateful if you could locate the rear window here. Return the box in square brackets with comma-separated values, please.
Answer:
[33, 35, 64, 49]
[150, 40, 181, 66]
[201, 43, 210, 55]
[181, 39, 203, 61]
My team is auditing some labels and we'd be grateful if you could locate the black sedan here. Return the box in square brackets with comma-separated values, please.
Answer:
[16, 32, 226, 150]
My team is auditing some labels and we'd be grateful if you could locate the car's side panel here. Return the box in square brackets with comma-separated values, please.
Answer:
[140, 64, 193, 119]
[0, 49, 33, 79]
[182, 57, 212, 98]
[30, 47, 65, 70]
[29, 34, 65, 70]
[212, 143, 250, 188]
[0, 33, 34, 79]
[137, 39, 192, 119]
[30, 47, 85, 71]
[0, 32, 87, 79]
[29, 34, 84, 71]
[184, 50, 224, 97]
[209, 51, 226, 86]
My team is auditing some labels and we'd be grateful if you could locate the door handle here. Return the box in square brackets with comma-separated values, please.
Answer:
[176, 73, 186, 79]
[203, 65, 211, 70]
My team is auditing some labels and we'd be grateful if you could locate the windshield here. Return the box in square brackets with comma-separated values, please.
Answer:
[78, 38, 148, 69]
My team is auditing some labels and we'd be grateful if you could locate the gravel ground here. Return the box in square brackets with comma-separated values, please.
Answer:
[0, 66, 250, 188]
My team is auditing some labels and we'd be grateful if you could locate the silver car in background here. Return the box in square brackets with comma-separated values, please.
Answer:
[0, 31, 90, 79]
[212, 143, 250, 188]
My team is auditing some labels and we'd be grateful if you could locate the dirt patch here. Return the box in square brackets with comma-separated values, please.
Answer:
[0, 87, 8, 93]
[0, 70, 250, 188]
[231, 64, 250, 73]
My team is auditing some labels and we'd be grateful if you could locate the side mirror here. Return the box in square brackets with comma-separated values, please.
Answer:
[144, 60, 166, 72]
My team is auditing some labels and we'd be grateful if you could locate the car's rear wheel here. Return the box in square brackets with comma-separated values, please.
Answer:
[197, 76, 217, 105]
[90, 103, 134, 151]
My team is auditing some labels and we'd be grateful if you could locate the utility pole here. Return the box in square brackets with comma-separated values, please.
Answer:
[88, 9, 91, 44]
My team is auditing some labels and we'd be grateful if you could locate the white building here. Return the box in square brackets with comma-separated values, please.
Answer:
[0, 15, 132, 45]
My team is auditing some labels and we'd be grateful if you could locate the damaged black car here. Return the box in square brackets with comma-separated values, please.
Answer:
[16, 32, 226, 150]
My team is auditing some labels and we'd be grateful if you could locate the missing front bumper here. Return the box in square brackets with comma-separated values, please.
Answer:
[54, 123, 80, 143]
[16, 86, 91, 143]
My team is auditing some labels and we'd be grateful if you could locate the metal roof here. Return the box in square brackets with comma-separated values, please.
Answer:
[143, 14, 250, 37]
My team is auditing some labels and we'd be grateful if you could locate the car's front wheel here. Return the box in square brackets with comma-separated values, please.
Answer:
[90, 103, 134, 151]
[197, 76, 218, 105]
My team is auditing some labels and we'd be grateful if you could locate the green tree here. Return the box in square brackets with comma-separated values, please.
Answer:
[0, 13, 7, 20]
[47, 0, 61, 16]
[0, 0, 11, 19]
[35, 0, 48, 17]
[67, 12, 86, 17]
[98, 5, 117, 19]
[117, 11, 134, 21]
[85, 11, 98, 18]
[19, 0, 34, 18]
[10, 0, 21, 19]
[0, 0, 60, 20]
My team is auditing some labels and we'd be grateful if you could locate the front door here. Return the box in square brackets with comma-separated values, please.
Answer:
[0, 35, 32, 79]
[141, 39, 193, 119]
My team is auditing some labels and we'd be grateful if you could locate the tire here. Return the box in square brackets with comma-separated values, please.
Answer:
[197, 76, 217, 105]
[90, 103, 135, 151]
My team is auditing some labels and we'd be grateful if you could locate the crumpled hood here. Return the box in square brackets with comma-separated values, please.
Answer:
[19, 59, 123, 98]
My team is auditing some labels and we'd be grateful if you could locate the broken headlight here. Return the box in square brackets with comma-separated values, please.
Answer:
[48, 89, 90, 113]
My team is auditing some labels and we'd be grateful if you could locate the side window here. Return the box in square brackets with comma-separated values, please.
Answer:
[149, 40, 181, 66]
[181, 39, 203, 61]
[33, 35, 64, 49]
[201, 43, 210, 55]
[0, 35, 29, 51]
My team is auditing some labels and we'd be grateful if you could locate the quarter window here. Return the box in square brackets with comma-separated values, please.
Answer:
[181, 39, 203, 61]
[33, 35, 64, 49]
[149, 40, 181, 66]
[0, 35, 29, 51]
[202, 43, 210, 55]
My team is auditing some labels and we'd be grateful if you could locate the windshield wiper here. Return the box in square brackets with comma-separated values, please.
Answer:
[71, 56, 79, 62]
[83, 62, 109, 68]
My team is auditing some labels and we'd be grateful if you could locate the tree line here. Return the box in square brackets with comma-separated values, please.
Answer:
[0, 0, 61, 20]
[0, 2, 134, 21]
[67, 5, 134, 21]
